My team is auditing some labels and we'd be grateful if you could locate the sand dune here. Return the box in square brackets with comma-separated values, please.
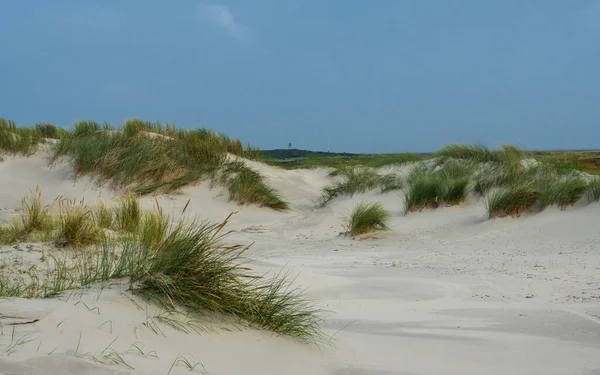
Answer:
[1, 150, 600, 374]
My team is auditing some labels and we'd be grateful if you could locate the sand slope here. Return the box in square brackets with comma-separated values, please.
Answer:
[1, 151, 600, 374]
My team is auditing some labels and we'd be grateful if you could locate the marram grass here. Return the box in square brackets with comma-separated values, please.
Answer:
[538, 177, 587, 210]
[319, 167, 404, 206]
[55, 199, 101, 247]
[49, 120, 286, 209]
[403, 171, 469, 213]
[485, 183, 539, 218]
[0, 193, 326, 344]
[588, 178, 600, 202]
[345, 202, 391, 236]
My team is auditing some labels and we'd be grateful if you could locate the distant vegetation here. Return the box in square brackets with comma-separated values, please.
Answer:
[262, 149, 429, 169]
[315, 143, 600, 217]
[0, 190, 325, 344]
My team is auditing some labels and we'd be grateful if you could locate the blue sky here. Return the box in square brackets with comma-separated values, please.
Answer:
[1, 1, 599, 152]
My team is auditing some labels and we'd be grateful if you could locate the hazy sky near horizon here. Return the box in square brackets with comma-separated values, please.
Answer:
[1, 1, 599, 153]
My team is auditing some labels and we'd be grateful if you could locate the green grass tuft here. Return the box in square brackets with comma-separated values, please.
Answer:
[345, 202, 391, 236]
[485, 183, 539, 218]
[214, 161, 289, 210]
[436, 144, 499, 162]
[94, 201, 114, 229]
[586, 177, 600, 202]
[114, 194, 142, 233]
[73, 120, 101, 137]
[403, 173, 442, 212]
[319, 167, 403, 206]
[0, 194, 326, 344]
[0, 117, 42, 154]
[403, 169, 470, 213]
[538, 177, 587, 209]
[35, 123, 59, 139]
[55, 199, 101, 247]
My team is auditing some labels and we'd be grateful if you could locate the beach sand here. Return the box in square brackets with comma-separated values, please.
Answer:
[1, 148, 599, 374]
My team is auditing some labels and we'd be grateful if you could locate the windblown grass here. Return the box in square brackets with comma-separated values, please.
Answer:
[114, 194, 142, 233]
[436, 143, 524, 174]
[55, 199, 101, 247]
[403, 168, 470, 213]
[319, 167, 403, 206]
[436, 144, 500, 162]
[485, 183, 539, 218]
[50, 120, 284, 208]
[35, 123, 59, 139]
[94, 201, 113, 229]
[0, 193, 325, 344]
[538, 177, 587, 209]
[212, 161, 289, 210]
[0, 117, 42, 154]
[16, 187, 55, 238]
[587, 177, 600, 202]
[403, 173, 442, 212]
[345, 202, 390, 236]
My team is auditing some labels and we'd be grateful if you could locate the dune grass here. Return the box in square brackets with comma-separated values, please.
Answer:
[212, 161, 289, 210]
[0, 117, 42, 154]
[485, 183, 539, 218]
[436, 144, 500, 162]
[587, 178, 600, 202]
[94, 201, 114, 229]
[319, 167, 404, 206]
[114, 194, 142, 233]
[538, 177, 587, 209]
[54, 199, 102, 247]
[345, 202, 391, 236]
[0, 193, 326, 344]
[35, 123, 60, 139]
[49, 120, 286, 209]
[403, 169, 470, 213]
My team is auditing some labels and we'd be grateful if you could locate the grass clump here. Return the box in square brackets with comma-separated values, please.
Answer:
[378, 173, 404, 193]
[51, 121, 282, 208]
[0, 194, 325, 344]
[403, 169, 470, 213]
[320, 167, 381, 206]
[17, 188, 55, 236]
[319, 167, 404, 206]
[538, 177, 587, 209]
[73, 120, 102, 137]
[403, 173, 442, 212]
[213, 161, 289, 210]
[0, 117, 42, 154]
[55, 199, 101, 247]
[114, 194, 142, 232]
[94, 201, 113, 228]
[436, 144, 500, 162]
[345, 202, 390, 236]
[485, 183, 539, 218]
[35, 123, 59, 139]
[586, 177, 600, 202]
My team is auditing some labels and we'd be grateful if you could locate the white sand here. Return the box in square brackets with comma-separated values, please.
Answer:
[1, 150, 600, 374]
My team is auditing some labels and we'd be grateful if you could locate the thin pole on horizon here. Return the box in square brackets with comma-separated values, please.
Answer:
[328, 140, 330, 153]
